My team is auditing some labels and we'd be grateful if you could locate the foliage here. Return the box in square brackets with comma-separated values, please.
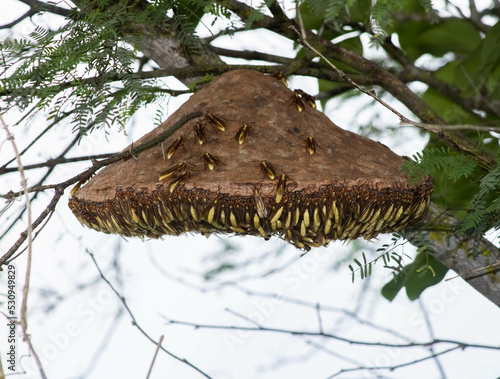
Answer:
[348, 234, 407, 284]
[349, 233, 449, 302]
[403, 147, 477, 185]
[0, 0, 209, 134]
[381, 248, 449, 301]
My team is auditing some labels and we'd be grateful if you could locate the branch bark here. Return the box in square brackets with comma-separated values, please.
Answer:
[404, 203, 500, 307]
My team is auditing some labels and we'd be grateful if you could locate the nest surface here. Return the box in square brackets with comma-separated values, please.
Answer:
[69, 70, 434, 250]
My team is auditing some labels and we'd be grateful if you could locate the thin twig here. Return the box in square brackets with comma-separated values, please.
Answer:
[225, 308, 263, 328]
[7, 208, 55, 264]
[87, 250, 212, 378]
[2, 111, 202, 199]
[0, 189, 63, 268]
[146, 335, 165, 379]
[1, 153, 115, 174]
[0, 114, 46, 379]
[418, 299, 447, 378]
[402, 122, 500, 132]
[326, 346, 460, 378]
[445, 261, 500, 282]
[316, 303, 323, 334]
[1, 111, 200, 267]
[165, 318, 500, 350]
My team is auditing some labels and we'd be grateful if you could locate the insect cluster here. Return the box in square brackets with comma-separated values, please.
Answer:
[69, 70, 434, 251]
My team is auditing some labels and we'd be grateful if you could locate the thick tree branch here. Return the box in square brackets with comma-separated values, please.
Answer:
[0, 9, 37, 29]
[208, 46, 294, 65]
[17, 0, 71, 18]
[404, 203, 500, 308]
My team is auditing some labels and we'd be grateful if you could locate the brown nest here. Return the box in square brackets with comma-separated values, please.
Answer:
[69, 70, 433, 250]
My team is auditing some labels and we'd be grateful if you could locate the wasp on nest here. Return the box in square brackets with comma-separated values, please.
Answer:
[69, 70, 433, 250]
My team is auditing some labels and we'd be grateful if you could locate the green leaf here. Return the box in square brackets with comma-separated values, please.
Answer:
[405, 254, 448, 300]
[396, 19, 480, 61]
[381, 252, 448, 302]
[463, 21, 500, 82]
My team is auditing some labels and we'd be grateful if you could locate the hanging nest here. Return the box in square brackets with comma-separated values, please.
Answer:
[69, 70, 433, 250]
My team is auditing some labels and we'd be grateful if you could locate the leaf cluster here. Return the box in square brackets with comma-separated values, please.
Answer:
[0, 0, 207, 134]
[379, 233, 448, 301]
[348, 234, 407, 284]
[348, 233, 448, 301]
[402, 146, 477, 185]
[403, 146, 500, 242]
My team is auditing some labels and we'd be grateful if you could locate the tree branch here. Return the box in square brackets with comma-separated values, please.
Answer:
[164, 317, 500, 350]
[0, 154, 116, 175]
[208, 46, 294, 65]
[88, 250, 212, 378]
[17, 0, 71, 18]
[404, 203, 500, 308]
[0, 9, 37, 29]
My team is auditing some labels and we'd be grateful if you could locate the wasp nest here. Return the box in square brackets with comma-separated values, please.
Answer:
[69, 70, 433, 250]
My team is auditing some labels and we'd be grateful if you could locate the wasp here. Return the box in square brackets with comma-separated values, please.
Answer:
[193, 123, 206, 145]
[291, 91, 304, 112]
[275, 173, 287, 203]
[271, 72, 288, 87]
[166, 137, 184, 159]
[159, 162, 187, 182]
[169, 171, 190, 193]
[260, 161, 277, 180]
[270, 206, 284, 224]
[70, 172, 94, 197]
[235, 124, 249, 145]
[202, 152, 221, 171]
[206, 113, 225, 132]
[295, 89, 316, 109]
[305, 136, 316, 155]
[253, 187, 267, 218]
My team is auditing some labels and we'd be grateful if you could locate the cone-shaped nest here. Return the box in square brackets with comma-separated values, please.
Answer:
[69, 70, 433, 250]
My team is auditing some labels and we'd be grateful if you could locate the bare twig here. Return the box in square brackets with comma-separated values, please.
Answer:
[315, 303, 323, 334]
[164, 318, 500, 350]
[418, 299, 447, 378]
[445, 261, 500, 282]
[1, 153, 115, 174]
[0, 114, 46, 379]
[7, 208, 55, 264]
[0, 189, 63, 268]
[87, 250, 213, 378]
[146, 335, 165, 379]
[401, 122, 500, 132]
[326, 346, 460, 378]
